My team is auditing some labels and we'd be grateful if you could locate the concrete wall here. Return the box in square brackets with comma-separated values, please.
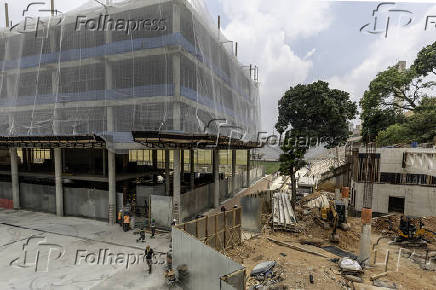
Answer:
[0, 181, 11, 200]
[136, 184, 166, 207]
[150, 195, 172, 229]
[20, 183, 56, 214]
[64, 187, 109, 220]
[172, 227, 244, 290]
[0, 181, 12, 209]
[240, 195, 262, 232]
[358, 147, 436, 176]
[353, 181, 436, 217]
[181, 184, 213, 220]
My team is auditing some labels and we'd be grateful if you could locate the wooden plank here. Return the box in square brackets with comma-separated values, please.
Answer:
[267, 237, 329, 259]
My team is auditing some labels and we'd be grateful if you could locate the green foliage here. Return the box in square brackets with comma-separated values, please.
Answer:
[413, 42, 436, 77]
[376, 124, 413, 146]
[276, 81, 357, 148]
[376, 98, 436, 146]
[275, 81, 357, 207]
[361, 41, 436, 141]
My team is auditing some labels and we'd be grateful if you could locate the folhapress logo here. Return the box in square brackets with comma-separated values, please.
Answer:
[9, 236, 64, 272]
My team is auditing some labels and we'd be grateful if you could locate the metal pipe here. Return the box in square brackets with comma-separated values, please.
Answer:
[51, 0, 55, 15]
[235, 42, 238, 58]
[218, 15, 221, 30]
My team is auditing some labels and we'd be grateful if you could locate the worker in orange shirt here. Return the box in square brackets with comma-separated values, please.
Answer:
[123, 213, 130, 232]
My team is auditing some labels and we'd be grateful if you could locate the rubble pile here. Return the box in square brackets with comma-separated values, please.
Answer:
[372, 215, 400, 236]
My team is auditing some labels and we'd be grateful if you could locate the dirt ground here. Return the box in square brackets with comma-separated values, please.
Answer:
[227, 214, 436, 290]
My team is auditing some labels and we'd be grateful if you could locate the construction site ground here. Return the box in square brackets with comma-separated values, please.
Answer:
[224, 183, 436, 289]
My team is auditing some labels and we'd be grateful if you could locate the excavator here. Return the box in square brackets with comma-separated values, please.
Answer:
[320, 200, 350, 242]
[394, 216, 436, 247]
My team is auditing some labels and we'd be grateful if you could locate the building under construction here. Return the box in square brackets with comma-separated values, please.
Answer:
[0, 0, 262, 225]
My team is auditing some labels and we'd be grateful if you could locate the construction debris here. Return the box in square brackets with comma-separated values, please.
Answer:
[272, 192, 297, 231]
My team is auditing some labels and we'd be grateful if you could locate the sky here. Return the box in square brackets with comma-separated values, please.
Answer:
[1, 0, 436, 135]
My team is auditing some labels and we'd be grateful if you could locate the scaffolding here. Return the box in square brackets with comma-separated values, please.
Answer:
[0, 0, 261, 151]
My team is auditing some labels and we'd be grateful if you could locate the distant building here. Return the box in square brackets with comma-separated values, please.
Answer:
[350, 147, 436, 217]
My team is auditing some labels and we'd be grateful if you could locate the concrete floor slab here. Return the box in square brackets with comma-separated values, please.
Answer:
[0, 209, 171, 289]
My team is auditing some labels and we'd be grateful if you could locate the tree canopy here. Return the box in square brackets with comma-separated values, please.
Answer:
[276, 81, 357, 208]
[361, 40, 436, 142]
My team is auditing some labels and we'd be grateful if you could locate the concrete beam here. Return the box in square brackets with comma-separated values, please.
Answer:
[9, 147, 20, 209]
[54, 148, 64, 216]
[232, 149, 236, 195]
[213, 149, 220, 208]
[165, 149, 170, 195]
[108, 150, 116, 224]
[190, 149, 195, 191]
[173, 149, 181, 223]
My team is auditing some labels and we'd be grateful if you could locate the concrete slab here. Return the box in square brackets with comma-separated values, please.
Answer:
[0, 209, 171, 289]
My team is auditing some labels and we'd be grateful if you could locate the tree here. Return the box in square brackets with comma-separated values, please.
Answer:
[276, 81, 357, 208]
[376, 124, 413, 146]
[361, 41, 436, 141]
[413, 42, 436, 77]
[375, 98, 436, 146]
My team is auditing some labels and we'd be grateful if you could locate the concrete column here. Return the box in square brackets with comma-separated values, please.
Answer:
[359, 208, 372, 265]
[9, 148, 20, 209]
[108, 150, 116, 224]
[246, 150, 251, 187]
[190, 149, 195, 191]
[359, 224, 372, 264]
[213, 149, 220, 208]
[173, 149, 181, 223]
[232, 149, 236, 194]
[165, 149, 170, 195]
[180, 150, 185, 182]
[152, 150, 158, 184]
[54, 148, 63, 217]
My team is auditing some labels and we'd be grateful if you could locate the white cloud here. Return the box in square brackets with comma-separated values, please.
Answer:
[219, 0, 333, 133]
[304, 48, 317, 60]
[328, 4, 436, 108]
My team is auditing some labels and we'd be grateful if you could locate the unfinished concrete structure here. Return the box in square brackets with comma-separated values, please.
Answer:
[350, 147, 436, 217]
[0, 0, 262, 224]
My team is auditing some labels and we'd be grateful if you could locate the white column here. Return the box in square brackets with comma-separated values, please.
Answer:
[359, 224, 372, 264]
[173, 149, 181, 222]
[108, 150, 116, 224]
[54, 148, 63, 216]
[10, 148, 20, 209]
[213, 149, 220, 208]
[231, 149, 236, 194]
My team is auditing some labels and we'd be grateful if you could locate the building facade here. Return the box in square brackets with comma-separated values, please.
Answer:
[350, 147, 436, 217]
[0, 0, 262, 224]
